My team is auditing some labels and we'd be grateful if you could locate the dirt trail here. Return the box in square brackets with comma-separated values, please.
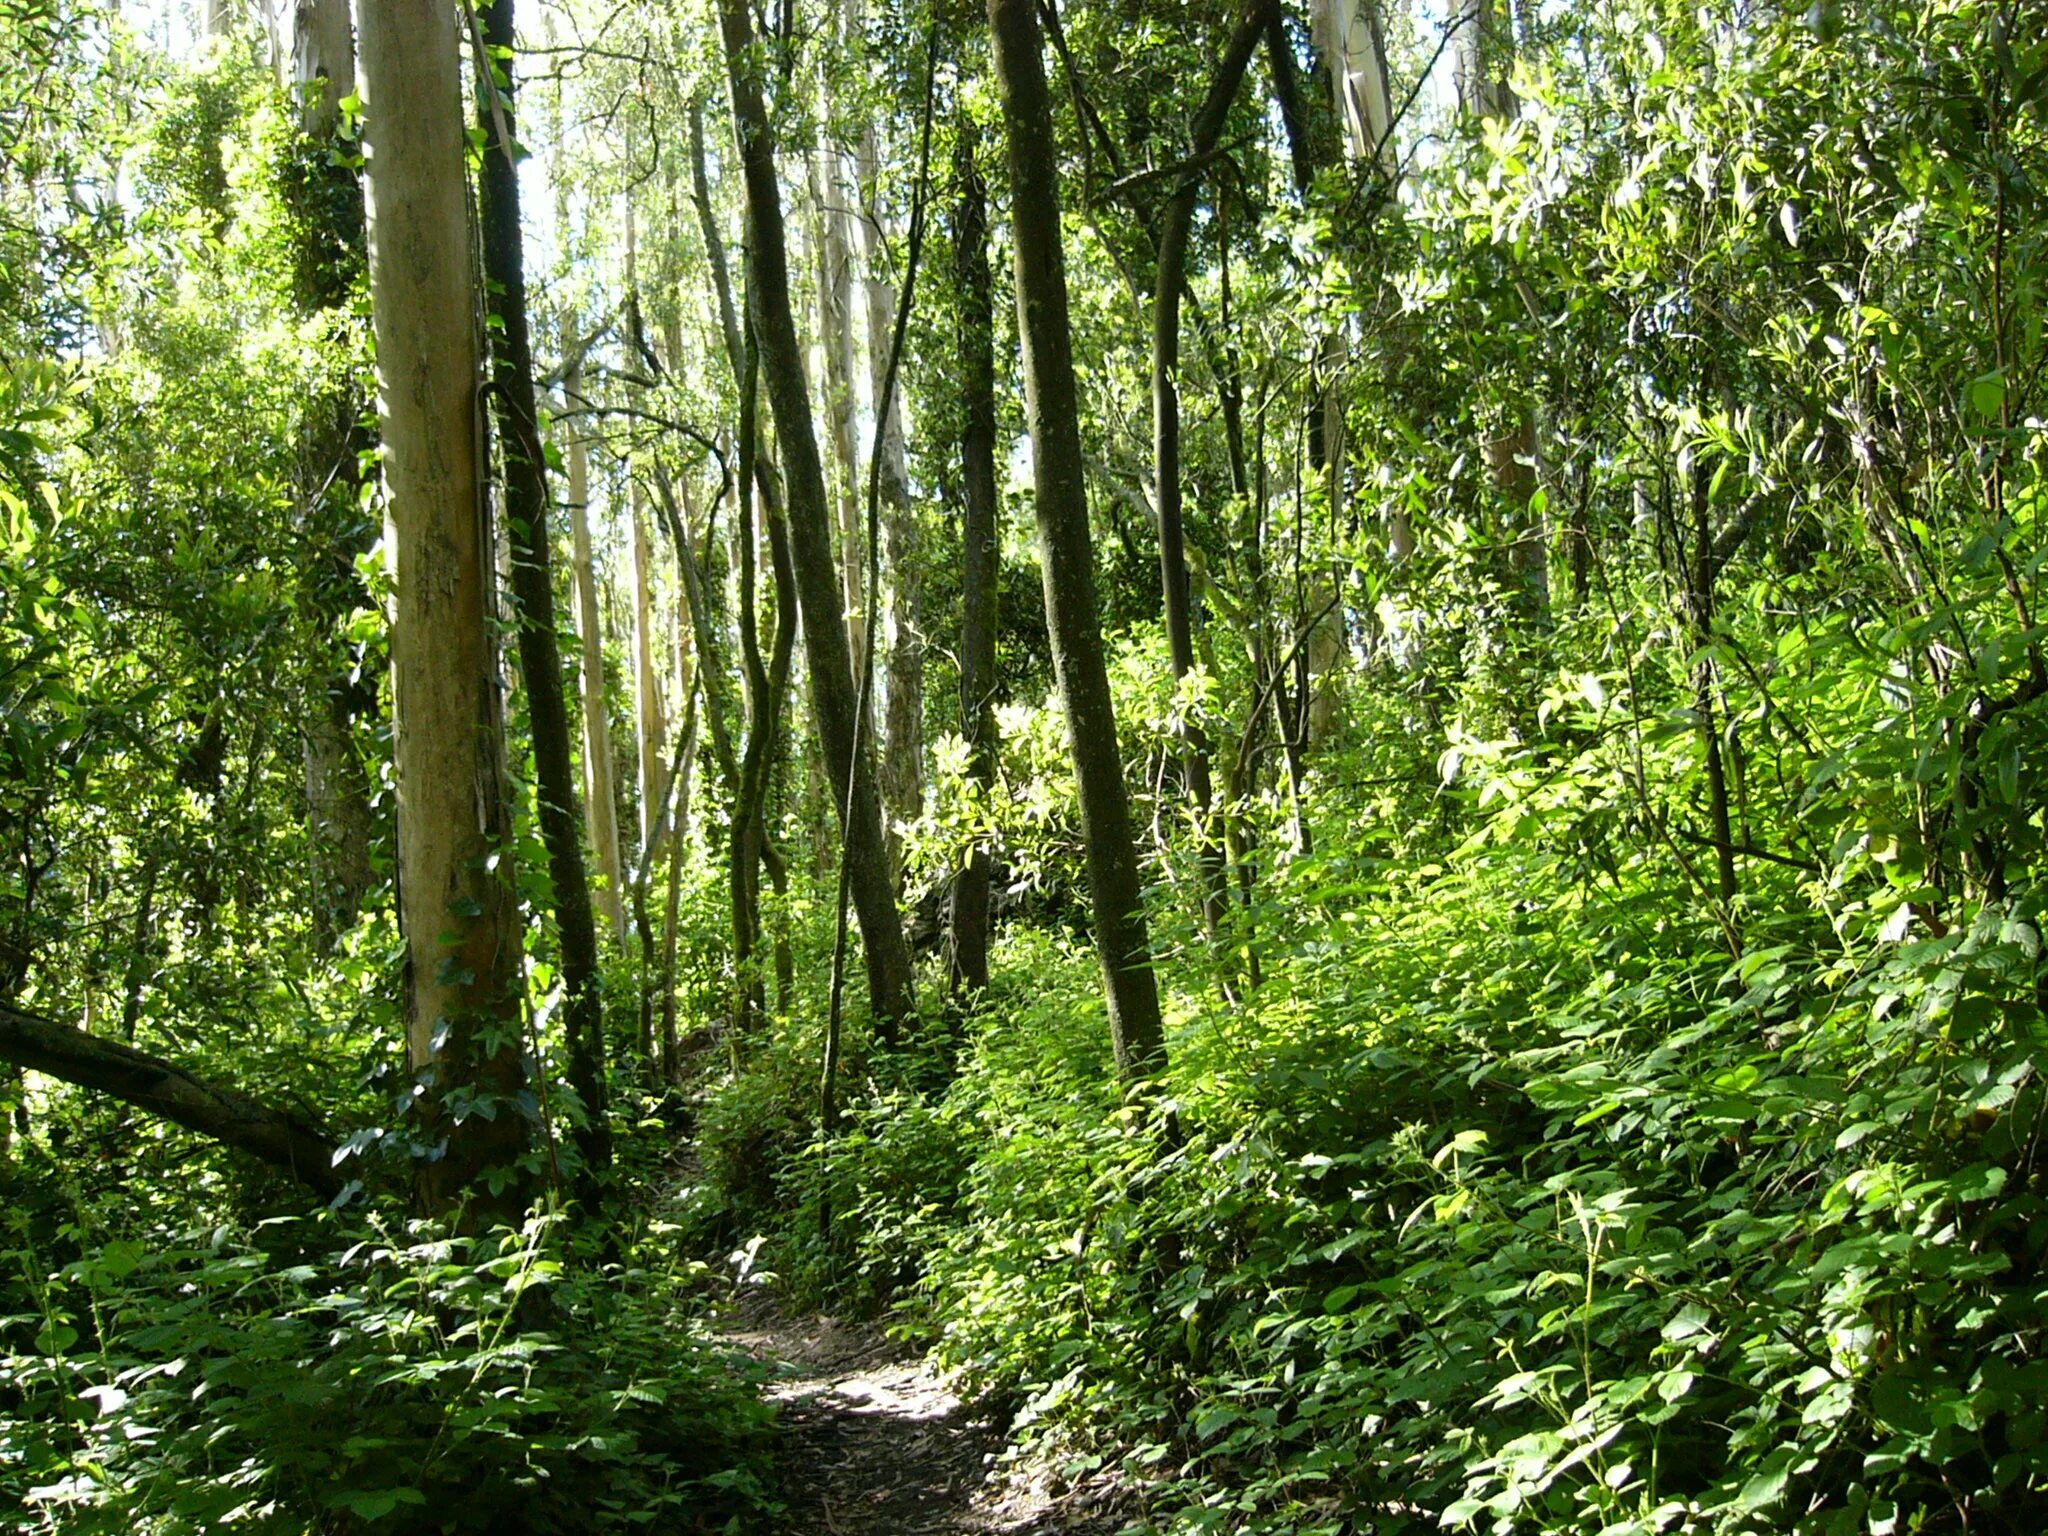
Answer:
[711, 1290, 1133, 1535]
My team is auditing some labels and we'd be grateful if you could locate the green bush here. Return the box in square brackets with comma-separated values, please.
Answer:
[0, 1208, 772, 1533]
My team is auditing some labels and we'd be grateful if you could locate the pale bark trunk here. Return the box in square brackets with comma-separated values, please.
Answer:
[565, 359, 629, 946]
[630, 480, 668, 856]
[1312, 0, 1396, 167]
[291, 0, 352, 140]
[1454, 0, 1516, 122]
[990, 0, 1165, 1086]
[855, 118, 924, 880]
[810, 148, 870, 680]
[359, 0, 530, 1218]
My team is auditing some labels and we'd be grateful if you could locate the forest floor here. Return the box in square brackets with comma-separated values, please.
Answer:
[710, 1288, 1136, 1535]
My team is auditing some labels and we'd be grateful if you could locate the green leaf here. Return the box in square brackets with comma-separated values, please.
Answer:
[1948, 1164, 2007, 1202]
[1871, 1371, 1935, 1436]
[1738, 1446, 1797, 1511]
[1969, 373, 2007, 419]
[327, 1489, 425, 1520]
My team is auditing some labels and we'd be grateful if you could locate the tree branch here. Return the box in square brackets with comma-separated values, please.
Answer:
[0, 1001, 344, 1198]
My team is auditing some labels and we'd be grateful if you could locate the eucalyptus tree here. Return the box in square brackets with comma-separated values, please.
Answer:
[283, 0, 375, 945]
[564, 354, 630, 947]
[358, 0, 529, 1216]
[845, 0, 925, 881]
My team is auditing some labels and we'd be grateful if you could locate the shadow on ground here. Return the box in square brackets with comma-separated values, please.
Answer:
[713, 1292, 1135, 1535]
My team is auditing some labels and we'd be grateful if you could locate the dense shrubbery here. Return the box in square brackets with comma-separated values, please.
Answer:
[7, 0, 2047, 1531]
[0, 1204, 772, 1532]
[695, 814, 2048, 1534]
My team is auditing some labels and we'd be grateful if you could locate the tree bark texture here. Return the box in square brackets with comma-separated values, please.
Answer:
[989, 0, 1166, 1084]
[719, 0, 916, 1032]
[1312, 0, 1395, 166]
[473, 0, 612, 1181]
[565, 360, 630, 947]
[948, 116, 999, 996]
[359, 0, 530, 1218]
[857, 118, 924, 881]
[809, 148, 870, 681]
[0, 1000, 343, 1198]
[689, 105, 798, 1031]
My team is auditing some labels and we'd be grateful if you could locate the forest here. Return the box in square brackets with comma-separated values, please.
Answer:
[2, 0, 2045, 1529]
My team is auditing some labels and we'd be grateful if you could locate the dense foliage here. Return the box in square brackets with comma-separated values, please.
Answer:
[4, 0, 2046, 1531]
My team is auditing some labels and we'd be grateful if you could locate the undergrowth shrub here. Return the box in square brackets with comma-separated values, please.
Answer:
[0, 1207, 772, 1533]
[689, 836, 2048, 1534]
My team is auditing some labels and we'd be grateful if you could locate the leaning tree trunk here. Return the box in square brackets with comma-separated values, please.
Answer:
[472, 0, 612, 1185]
[719, 0, 916, 1034]
[948, 116, 999, 997]
[0, 1000, 343, 1198]
[359, 0, 530, 1220]
[989, 0, 1166, 1087]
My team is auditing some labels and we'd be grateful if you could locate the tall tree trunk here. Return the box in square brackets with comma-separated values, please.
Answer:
[854, 99, 924, 881]
[989, 0, 1166, 1087]
[948, 117, 999, 997]
[357, 0, 531, 1216]
[1151, 1, 1271, 958]
[629, 479, 668, 856]
[564, 358, 629, 947]
[810, 148, 870, 680]
[690, 97, 748, 379]
[289, 0, 375, 948]
[1454, 0, 1516, 123]
[658, 677, 698, 1079]
[728, 344, 800, 1032]
[472, 0, 613, 1184]
[1312, 0, 1395, 168]
[689, 102, 798, 1030]
[719, 0, 916, 1034]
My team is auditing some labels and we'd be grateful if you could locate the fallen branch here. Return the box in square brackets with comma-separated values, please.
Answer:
[0, 1000, 343, 1198]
